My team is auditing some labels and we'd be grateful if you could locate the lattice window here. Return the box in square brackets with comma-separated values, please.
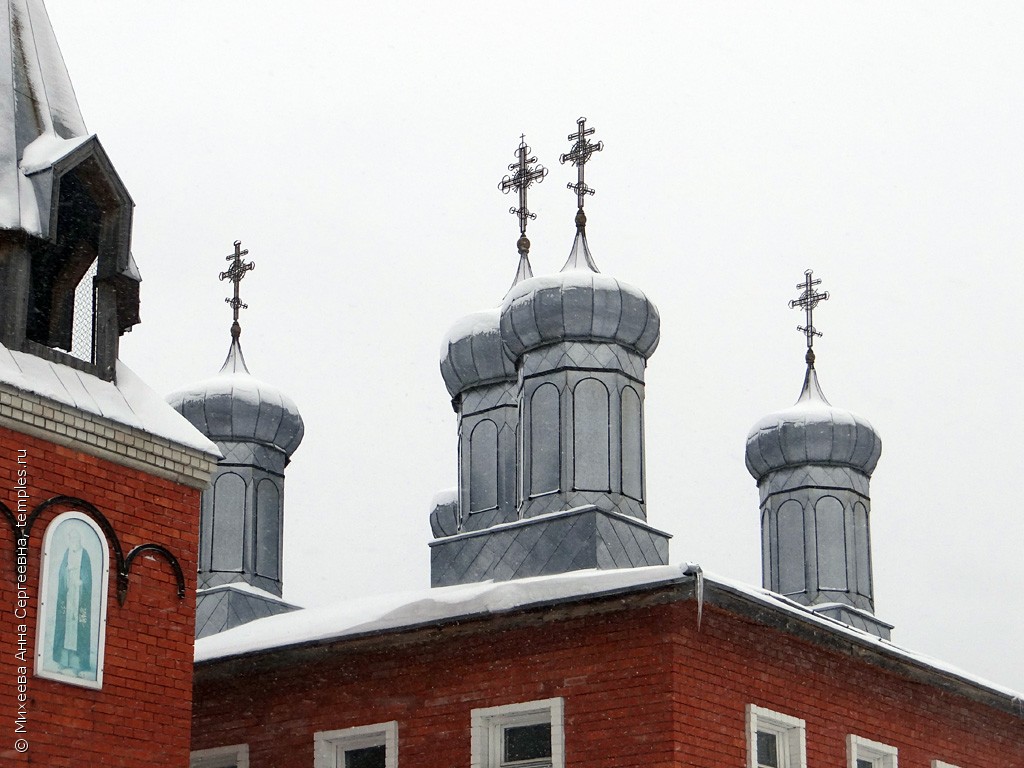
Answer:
[69, 258, 97, 363]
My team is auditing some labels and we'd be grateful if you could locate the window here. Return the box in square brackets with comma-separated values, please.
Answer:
[746, 704, 806, 768]
[931, 762, 962, 768]
[314, 722, 397, 768]
[472, 698, 564, 768]
[190, 744, 249, 768]
[848, 735, 897, 768]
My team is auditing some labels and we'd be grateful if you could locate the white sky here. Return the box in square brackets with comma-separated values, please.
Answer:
[43, 2, 1024, 692]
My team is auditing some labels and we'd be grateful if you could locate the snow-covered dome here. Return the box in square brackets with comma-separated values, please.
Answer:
[499, 233, 660, 360]
[440, 307, 516, 398]
[167, 340, 304, 457]
[745, 367, 881, 480]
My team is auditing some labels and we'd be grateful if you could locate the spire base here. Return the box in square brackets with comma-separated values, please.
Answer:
[561, 227, 600, 273]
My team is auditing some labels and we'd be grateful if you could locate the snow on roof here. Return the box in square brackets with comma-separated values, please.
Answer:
[1, 0, 90, 234]
[200, 581, 296, 606]
[194, 564, 1022, 705]
[0, 342, 218, 455]
[195, 565, 687, 663]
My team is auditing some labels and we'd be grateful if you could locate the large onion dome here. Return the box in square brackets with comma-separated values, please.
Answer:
[499, 231, 660, 359]
[167, 339, 304, 457]
[745, 365, 881, 480]
[440, 307, 516, 399]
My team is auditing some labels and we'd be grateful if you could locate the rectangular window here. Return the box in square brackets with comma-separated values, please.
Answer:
[472, 698, 564, 768]
[746, 704, 806, 768]
[931, 762, 962, 768]
[190, 744, 249, 768]
[314, 722, 398, 768]
[848, 735, 897, 768]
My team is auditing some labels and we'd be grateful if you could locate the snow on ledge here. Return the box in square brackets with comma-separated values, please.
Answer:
[194, 565, 1024, 705]
[0, 344, 217, 455]
[195, 565, 686, 663]
[199, 581, 296, 606]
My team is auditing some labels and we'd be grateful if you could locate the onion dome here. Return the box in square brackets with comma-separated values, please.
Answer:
[167, 339, 304, 457]
[440, 306, 516, 398]
[745, 365, 881, 481]
[500, 230, 660, 360]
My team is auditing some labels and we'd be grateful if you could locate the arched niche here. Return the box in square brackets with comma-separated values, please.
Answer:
[815, 496, 848, 591]
[254, 479, 281, 581]
[572, 378, 610, 492]
[777, 500, 805, 596]
[210, 472, 246, 572]
[853, 502, 872, 599]
[35, 511, 110, 689]
[468, 419, 499, 513]
[620, 386, 643, 500]
[529, 383, 560, 496]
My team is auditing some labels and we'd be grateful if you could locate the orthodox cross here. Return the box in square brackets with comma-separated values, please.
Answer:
[219, 240, 255, 340]
[559, 116, 603, 232]
[788, 269, 829, 365]
[500, 135, 548, 247]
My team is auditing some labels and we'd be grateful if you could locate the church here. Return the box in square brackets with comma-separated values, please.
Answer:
[0, 2, 1021, 767]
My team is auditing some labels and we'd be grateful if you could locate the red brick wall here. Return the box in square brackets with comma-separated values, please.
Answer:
[0, 425, 200, 767]
[670, 600, 1023, 767]
[193, 592, 1024, 768]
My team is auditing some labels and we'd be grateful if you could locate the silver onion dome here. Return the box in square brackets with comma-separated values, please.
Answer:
[499, 232, 660, 360]
[439, 307, 517, 399]
[167, 339, 304, 457]
[745, 366, 881, 481]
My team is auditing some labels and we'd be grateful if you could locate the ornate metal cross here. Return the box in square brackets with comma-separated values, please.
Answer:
[788, 269, 829, 364]
[219, 240, 255, 339]
[500, 135, 548, 237]
[559, 116, 604, 213]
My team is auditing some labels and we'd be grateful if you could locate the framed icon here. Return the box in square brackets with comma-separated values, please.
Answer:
[35, 512, 109, 689]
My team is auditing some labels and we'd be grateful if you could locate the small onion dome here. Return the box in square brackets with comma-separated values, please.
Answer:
[167, 339, 304, 457]
[745, 366, 881, 481]
[499, 231, 660, 360]
[440, 307, 516, 398]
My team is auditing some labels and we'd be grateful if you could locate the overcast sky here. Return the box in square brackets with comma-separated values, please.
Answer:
[44, 2, 1024, 692]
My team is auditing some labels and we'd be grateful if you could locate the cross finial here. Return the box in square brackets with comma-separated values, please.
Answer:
[500, 135, 548, 260]
[218, 240, 255, 340]
[559, 116, 603, 234]
[788, 269, 829, 367]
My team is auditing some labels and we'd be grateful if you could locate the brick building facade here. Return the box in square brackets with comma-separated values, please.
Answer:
[0, 421, 214, 766]
[191, 571, 1024, 768]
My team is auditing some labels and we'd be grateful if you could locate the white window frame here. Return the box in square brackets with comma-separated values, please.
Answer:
[931, 762, 962, 768]
[746, 704, 807, 768]
[471, 698, 564, 768]
[848, 734, 897, 768]
[314, 721, 398, 768]
[190, 743, 249, 768]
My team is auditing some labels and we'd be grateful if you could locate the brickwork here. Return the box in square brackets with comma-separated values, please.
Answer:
[0, 425, 201, 766]
[192, 592, 1024, 768]
[0, 384, 218, 489]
